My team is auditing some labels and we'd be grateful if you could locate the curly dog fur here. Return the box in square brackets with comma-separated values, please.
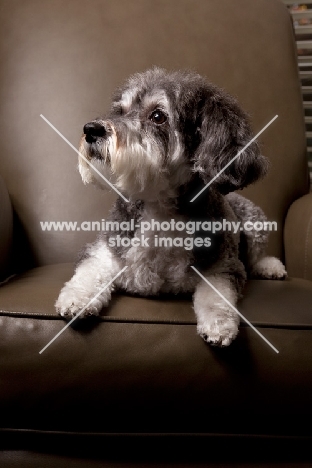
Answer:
[55, 68, 286, 347]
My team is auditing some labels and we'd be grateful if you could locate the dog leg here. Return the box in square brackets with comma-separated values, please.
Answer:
[193, 274, 241, 347]
[226, 193, 287, 280]
[55, 240, 121, 318]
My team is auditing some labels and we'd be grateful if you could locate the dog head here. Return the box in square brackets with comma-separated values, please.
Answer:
[79, 68, 268, 201]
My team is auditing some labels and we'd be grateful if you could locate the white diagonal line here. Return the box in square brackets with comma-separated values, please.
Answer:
[191, 266, 279, 353]
[39, 266, 128, 354]
[190, 115, 278, 202]
[40, 114, 129, 203]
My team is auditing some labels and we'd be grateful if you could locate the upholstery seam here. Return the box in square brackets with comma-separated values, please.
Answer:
[0, 311, 311, 329]
[304, 213, 312, 279]
[1, 427, 312, 440]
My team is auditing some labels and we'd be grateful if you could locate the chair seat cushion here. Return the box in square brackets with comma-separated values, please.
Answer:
[0, 263, 311, 438]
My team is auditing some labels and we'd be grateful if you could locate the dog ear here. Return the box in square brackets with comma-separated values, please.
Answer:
[192, 86, 269, 194]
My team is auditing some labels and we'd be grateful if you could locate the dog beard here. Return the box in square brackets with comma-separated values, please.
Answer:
[78, 127, 190, 201]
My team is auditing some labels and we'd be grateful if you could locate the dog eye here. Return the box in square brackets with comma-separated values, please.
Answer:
[149, 109, 167, 125]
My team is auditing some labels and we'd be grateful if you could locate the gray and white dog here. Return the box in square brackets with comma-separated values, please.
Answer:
[56, 68, 286, 347]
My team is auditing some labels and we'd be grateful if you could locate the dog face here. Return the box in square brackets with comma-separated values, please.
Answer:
[79, 68, 268, 200]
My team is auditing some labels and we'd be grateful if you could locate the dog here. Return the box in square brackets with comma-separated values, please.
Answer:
[55, 67, 286, 347]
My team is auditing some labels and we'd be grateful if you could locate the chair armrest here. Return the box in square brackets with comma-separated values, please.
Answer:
[284, 193, 312, 281]
[0, 175, 13, 279]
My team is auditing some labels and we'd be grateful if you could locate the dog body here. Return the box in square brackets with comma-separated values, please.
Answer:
[56, 68, 286, 346]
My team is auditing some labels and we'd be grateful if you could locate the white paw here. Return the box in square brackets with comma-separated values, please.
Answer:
[251, 256, 287, 280]
[197, 308, 239, 347]
[55, 284, 105, 318]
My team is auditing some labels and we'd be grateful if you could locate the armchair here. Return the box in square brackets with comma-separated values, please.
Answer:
[0, 0, 311, 466]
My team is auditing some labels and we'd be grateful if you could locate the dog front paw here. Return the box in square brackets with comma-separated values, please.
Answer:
[197, 311, 239, 347]
[55, 285, 104, 318]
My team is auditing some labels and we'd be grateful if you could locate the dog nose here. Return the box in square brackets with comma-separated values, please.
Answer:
[83, 121, 106, 143]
